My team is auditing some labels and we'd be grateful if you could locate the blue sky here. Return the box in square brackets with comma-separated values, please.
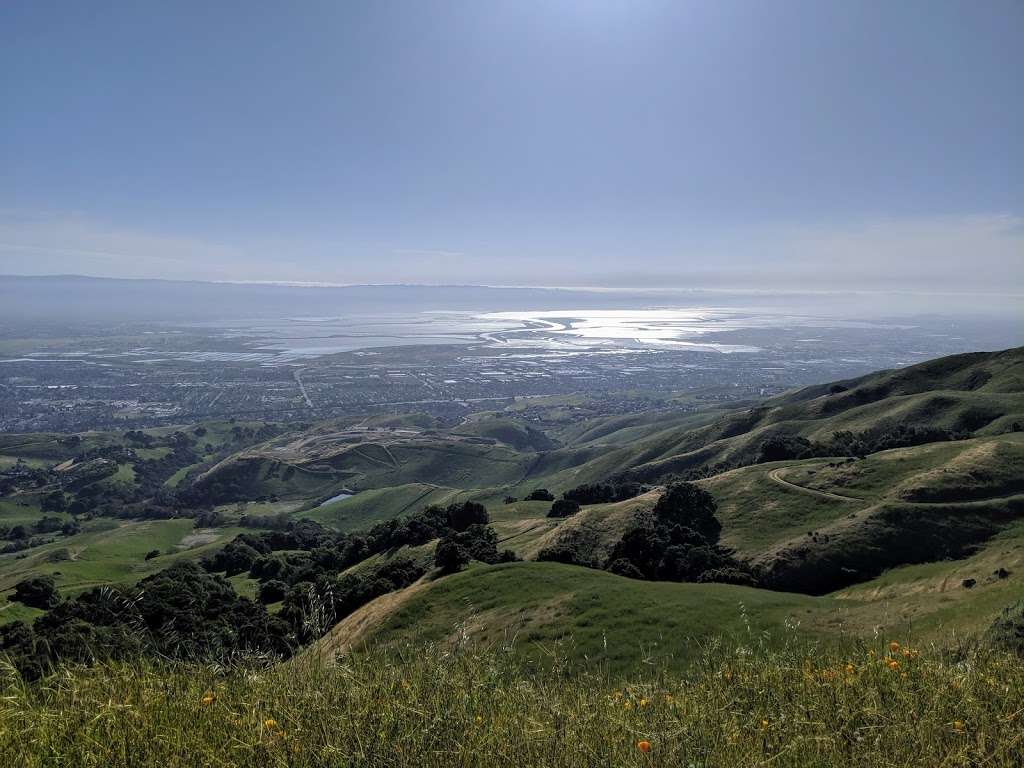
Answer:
[1, 1, 1021, 290]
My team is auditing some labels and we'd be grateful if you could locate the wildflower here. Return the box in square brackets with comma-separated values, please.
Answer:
[886, 659, 900, 671]
[889, 641, 900, 653]
[201, 691, 215, 706]
[263, 718, 278, 730]
[636, 740, 651, 753]
[475, 715, 482, 725]
[639, 698, 648, 708]
[760, 719, 769, 730]
[844, 663, 855, 675]
[952, 720, 965, 732]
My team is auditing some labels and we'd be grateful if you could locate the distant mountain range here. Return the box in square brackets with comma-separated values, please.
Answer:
[4, 273, 1021, 323]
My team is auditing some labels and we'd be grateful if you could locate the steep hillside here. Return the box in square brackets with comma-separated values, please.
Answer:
[182, 348, 1024, 512]
[608, 346, 1024, 483]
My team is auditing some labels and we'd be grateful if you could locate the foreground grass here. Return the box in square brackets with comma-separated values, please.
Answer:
[2, 639, 1022, 767]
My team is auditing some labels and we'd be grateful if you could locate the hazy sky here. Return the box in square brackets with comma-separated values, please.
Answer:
[1, 1, 1021, 291]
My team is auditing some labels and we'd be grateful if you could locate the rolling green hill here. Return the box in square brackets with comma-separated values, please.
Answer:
[3, 347, 1024, 669]
[315, 560, 828, 673]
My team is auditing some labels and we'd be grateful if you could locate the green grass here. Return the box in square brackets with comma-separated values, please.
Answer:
[304, 483, 467, 531]
[0, 455, 49, 470]
[699, 434, 1024, 559]
[3, 641, 1022, 767]
[0, 497, 43, 526]
[162, 463, 195, 488]
[0, 520, 245, 600]
[355, 562, 829, 673]
[701, 460, 852, 555]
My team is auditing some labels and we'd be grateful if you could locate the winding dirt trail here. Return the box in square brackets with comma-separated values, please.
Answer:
[767, 467, 863, 502]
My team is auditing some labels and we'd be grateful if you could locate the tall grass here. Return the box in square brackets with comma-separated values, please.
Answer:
[2, 636, 1022, 767]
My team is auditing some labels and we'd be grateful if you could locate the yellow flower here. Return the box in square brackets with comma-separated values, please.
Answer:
[889, 641, 900, 653]
[952, 720, 965, 732]
[845, 663, 855, 675]
[201, 691, 215, 706]
[760, 719, 770, 730]
[475, 715, 482, 725]
[639, 698, 648, 708]
[886, 659, 900, 671]
[263, 718, 278, 730]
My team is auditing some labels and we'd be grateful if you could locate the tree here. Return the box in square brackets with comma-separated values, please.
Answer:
[757, 434, 812, 463]
[435, 539, 470, 574]
[652, 482, 721, 543]
[527, 489, 555, 502]
[12, 576, 60, 609]
[445, 501, 489, 531]
[457, 524, 500, 564]
[41, 491, 66, 513]
[258, 580, 288, 604]
[607, 558, 645, 580]
[548, 498, 580, 518]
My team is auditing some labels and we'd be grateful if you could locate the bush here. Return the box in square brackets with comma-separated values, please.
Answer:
[526, 488, 555, 502]
[988, 600, 1024, 657]
[757, 433, 813, 463]
[563, 482, 643, 505]
[607, 558, 645, 579]
[12, 576, 60, 609]
[258, 580, 288, 604]
[435, 540, 470, 574]
[547, 499, 580, 518]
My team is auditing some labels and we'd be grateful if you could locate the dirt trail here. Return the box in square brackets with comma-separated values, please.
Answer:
[767, 468, 863, 502]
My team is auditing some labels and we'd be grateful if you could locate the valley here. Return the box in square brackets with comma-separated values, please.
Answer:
[2, 345, 1023, 674]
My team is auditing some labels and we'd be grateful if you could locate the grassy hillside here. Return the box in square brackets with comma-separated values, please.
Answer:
[313, 431, 1024, 665]
[320, 561, 828, 673]
[179, 348, 1024, 518]
[303, 483, 468, 531]
[3, 347, 1023, 660]
[0, 519, 245, 598]
[6, 641, 1023, 767]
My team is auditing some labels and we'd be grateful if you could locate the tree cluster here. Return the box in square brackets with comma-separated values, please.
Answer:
[562, 481, 644, 505]
[1, 562, 292, 680]
[540, 482, 756, 587]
